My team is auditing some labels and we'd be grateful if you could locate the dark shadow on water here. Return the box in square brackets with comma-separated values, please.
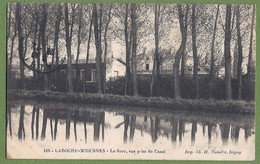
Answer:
[7, 102, 255, 148]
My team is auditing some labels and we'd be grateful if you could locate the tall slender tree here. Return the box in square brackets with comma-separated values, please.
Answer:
[150, 4, 161, 97]
[247, 5, 255, 100]
[209, 4, 219, 100]
[224, 4, 232, 100]
[40, 4, 49, 91]
[8, 4, 17, 76]
[54, 4, 62, 66]
[86, 11, 93, 63]
[93, 4, 103, 94]
[124, 4, 132, 96]
[247, 5, 255, 75]
[130, 4, 138, 96]
[191, 4, 199, 99]
[76, 4, 83, 65]
[173, 4, 189, 99]
[102, 5, 112, 93]
[64, 3, 75, 93]
[236, 5, 243, 100]
[16, 3, 25, 89]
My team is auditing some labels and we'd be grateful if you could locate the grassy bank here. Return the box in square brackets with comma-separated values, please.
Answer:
[7, 90, 255, 114]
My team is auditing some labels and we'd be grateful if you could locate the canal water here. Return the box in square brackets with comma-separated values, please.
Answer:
[6, 101, 255, 160]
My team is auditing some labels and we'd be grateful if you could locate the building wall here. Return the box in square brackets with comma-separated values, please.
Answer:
[58, 63, 97, 82]
[107, 59, 126, 79]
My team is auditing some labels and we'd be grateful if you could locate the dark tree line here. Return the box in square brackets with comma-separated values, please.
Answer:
[8, 3, 255, 101]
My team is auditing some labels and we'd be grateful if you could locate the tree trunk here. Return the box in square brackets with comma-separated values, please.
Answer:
[86, 11, 93, 63]
[93, 4, 103, 94]
[131, 4, 138, 96]
[224, 5, 232, 100]
[84, 10, 94, 93]
[7, 3, 12, 42]
[98, 5, 105, 92]
[36, 22, 41, 90]
[64, 3, 74, 93]
[75, 5, 83, 86]
[151, 4, 161, 97]
[102, 5, 112, 94]
[180, 51, 186, 80]
[209, 4, 219, 101]
[9, 28, 17, 75]
[7, 4, 13, 76]
[124, 4, 132, 96]
[54, 4, 62, 66]
[233, 41, 238, 78]
[173, 4, 189, 99]
[236, 5, 243, 100]
[32, 17, 39, 90]
[41, 4, 49, 91]
[150, 58, 156, 96]
[191, 5, 199, 99]
[76, 5, 83, 66]
[16, 3, 25, 90]
[53, 4, 62, 90]
[247, 5, 255, 75]
[7, 4, 12, 82]
[247, 5, 255, 101]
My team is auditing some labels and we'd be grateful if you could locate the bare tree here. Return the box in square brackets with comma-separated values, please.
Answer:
[93, 4, 103, 94]
[86, 10, 93, 63]
[247, 5, 255, 75]
[236, 5, 243, 100]
[124, 4, 132, 96]
[150, 4, 161, 97]
[209, 5, 220, 100]
[247, 5, 255, 100]
[16, 3, 25, 89]
[75, 4, 83, 65]
[54, 4, 62, 66]
[102, 5, 112, 93]
[64, 3, 75, 93]
[40, 4, 49, 91]
[224, 4, 232, 100]
[191, 4, 199, 99]
[7, 4, 17, 75]
[173, 4, 189, 99]
[130, 4, 138, 96]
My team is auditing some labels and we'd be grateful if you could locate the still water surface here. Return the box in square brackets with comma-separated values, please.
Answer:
[6, 102, 255, 160]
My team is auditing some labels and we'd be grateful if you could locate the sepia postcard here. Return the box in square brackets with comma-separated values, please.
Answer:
[4, 1, 257, 162]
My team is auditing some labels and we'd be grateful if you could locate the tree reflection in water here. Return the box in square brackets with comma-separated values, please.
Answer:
[220, 123, 230, 145]
[66, 109, 71, 140]
[31, 106, 36, 139]
[171, 118, 178, 143]
[150, 117, 160, 143]
[6, 105, 12, 138]
[54, 109, 59, 140]
[123, 114, 130, 143]
[129, 115, 136, 142]
[18, 105, 25, 140]
[207, 123, 214, 144]
[231, 125, 240, 143]
[41, 108, 47, 140]
[7, 104, 255, 148]
[191, 121, 197, 145]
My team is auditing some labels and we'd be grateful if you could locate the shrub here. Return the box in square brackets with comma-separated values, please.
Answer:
[7, 90, 255, 114]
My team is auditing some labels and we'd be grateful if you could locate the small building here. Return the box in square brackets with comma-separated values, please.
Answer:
[107, 57, 126, 79]
[136, 48, 211, 77]
[57, 59, 98, 82]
